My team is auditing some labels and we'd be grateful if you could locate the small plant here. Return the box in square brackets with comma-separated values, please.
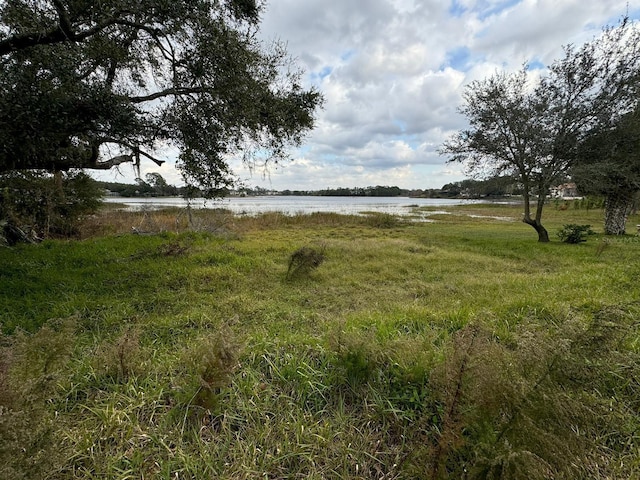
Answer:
[557, 224, 595, 243]
[181, 328, 242, 411]
[595, 237, 611, 257]
[329, 329, 383, 391]
[0, 317, 76, 478]
[92, 327, 144, 382]
[286, 245, 326, 279]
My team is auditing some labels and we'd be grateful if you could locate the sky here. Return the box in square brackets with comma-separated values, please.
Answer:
[93, 0, 640, 191]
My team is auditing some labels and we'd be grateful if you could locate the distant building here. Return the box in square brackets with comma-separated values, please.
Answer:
[550, 182, 579, 199]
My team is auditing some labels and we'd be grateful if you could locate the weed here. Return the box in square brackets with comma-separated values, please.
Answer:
[364, 212, 404, 228]
[0, 317, 77, 479]
[156, 238, 191, 256]
[91, 327, 144, 382]
[405, 310, 640, 479]
[179, 327, 242, 412]
[286, 245, 326, 279]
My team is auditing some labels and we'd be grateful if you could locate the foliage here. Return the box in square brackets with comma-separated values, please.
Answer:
[98, 179, 188, 198]
[417, 313, 640, 479]
[441, 176, 521, 198]
[0, 170, 103, 244]
[441, 17, 640, 242]
[91, 327, 144, 383]
[178, 327, 242, 410]
[557, 224, 595, 243]
[573, 108, 640, 234]
[1, 205, 640, 478]
[0, 317, 77, 479]
[0, 0, 322, 195]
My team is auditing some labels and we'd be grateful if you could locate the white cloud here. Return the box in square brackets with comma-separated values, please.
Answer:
[93, 0, 640, 190]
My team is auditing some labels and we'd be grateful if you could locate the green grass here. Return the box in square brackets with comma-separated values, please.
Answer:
[1, 203, 639, 479]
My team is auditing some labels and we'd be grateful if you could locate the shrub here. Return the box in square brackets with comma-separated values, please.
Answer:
[286, 245, 326, 279]
[557, 224, 595, 243]
[0, 170, 103, 244]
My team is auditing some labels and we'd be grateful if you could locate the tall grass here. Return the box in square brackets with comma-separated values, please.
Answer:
[1, 203, 639, 478]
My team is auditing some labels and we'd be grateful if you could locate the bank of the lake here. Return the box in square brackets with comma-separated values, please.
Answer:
[1, 202, 639, 479]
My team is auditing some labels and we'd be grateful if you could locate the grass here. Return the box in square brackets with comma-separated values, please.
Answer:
[1, 202, 640, 479]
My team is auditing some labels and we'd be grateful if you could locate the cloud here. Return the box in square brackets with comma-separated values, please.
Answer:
[92, 0, 640, 191]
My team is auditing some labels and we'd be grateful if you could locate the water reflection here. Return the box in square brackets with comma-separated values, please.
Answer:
[104, 195, 483, 217]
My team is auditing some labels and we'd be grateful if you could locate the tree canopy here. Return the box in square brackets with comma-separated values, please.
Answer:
[573, 108, 640, 234]
[0, 0, 322, 196]
[441, 70, 553, 240]
[441, 17, 640, 241]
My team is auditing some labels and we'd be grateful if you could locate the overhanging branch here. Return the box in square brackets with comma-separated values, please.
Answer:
[79, 135, 167, 170]
[0, 11, 148, 56]
[91, 154, 134, 170]
[128, 86, 208, 103]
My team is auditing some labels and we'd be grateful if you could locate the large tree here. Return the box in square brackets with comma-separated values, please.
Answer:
[0, 0, 322, 196]
[440, 70, 555, 241]
[572, 108, 640, 234]
[441, 18, 640, 242]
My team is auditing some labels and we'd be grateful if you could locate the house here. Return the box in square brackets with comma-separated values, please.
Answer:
[550, 182, 579, 199]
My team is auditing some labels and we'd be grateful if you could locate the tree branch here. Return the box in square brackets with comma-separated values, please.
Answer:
[90, 154, 135, 170]
[92, 138, 166, 168]
[52, 0, 74, 39]
[0, 12, 143, 56]
[136, 149, 166, 167]
[128, 86, 208, 103]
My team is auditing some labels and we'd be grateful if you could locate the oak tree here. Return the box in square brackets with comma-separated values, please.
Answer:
[441, 18, 640, 241]
[441, 70, 554, 241]
[573, 108, 640, 234]
[0, 0, 322, 196]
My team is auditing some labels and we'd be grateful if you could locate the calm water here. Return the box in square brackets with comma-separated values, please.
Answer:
[104, 195, 483, 217]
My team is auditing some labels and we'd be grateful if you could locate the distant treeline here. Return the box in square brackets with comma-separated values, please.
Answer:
[273, 177, 521, 198]
[277, 185, 404, 197]
[99, 175, 522, 199]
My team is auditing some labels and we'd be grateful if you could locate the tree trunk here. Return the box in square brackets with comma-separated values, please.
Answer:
[522, 193, 550, 242]
[604, 193, 634, 235]
[523, 218, 550, 242]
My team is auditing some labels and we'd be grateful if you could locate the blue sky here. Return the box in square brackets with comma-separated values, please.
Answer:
[93, 0, 640, 191]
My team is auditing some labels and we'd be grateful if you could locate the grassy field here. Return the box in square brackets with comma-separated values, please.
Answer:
[1, 202, 639, 479]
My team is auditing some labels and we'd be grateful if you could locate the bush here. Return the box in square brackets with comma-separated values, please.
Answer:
[557, 224, 595, 243]
[0, 170, 103, 245]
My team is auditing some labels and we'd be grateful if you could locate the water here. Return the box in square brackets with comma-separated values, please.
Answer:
[103, 195, 483, 217]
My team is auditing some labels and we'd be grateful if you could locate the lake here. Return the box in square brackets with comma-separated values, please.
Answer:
[104, 195, 484, 217]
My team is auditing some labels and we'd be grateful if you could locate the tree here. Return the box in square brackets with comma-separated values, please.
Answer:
[441, 70, 555, 241]
[441, 18, 640, 242]
[0, 170, 103, 244]
[0, 0, 322, 196]
[145, 172, 177, 196]
[572, 108, 640, 234]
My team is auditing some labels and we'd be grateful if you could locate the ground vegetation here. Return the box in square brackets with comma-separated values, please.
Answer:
[1, 203, 639, 479]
